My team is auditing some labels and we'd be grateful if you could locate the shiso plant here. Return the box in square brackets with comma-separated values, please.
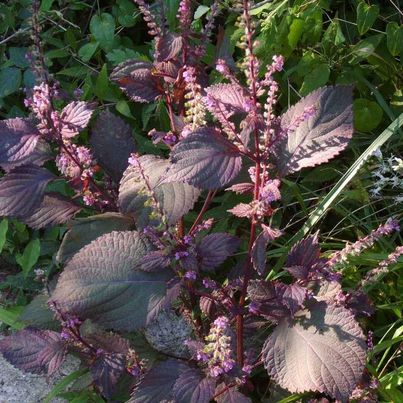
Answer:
[0, 1, 402, 402]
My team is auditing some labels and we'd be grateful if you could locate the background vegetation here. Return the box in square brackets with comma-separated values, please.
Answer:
[0, 0, 402, 401]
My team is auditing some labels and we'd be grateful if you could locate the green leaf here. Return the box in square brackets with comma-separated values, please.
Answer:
[287, 18, 304, 50]
[356, 2, 379, 35]
[94, 64, 109, 99]
[57, 66, 88, 78]
[299, 64, 330, 96]
[322, 20, 345, 48]
[40, 0, 55, 12]
[52, 231, 174, 331]
[16, 238, 41, 277]
[9, 47, 29, 68]
[353, 98, 383, 132]
[78, 42, 99, 62]
[194, 5, 209, 19]
[114, 0, 137, 27]
[0, 218, 8, 254]
[44, 368, 89, 403]
[116, 100, 134, 119]
[386, 22, 403, 57]
[19, 294, 58, 330]
[0, 67, 21, 97]
[90, 13, 116, 51]
[350, 34, 383, 64]
[0, 306, 25, 330]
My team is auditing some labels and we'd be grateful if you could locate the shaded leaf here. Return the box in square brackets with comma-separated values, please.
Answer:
[0, 118, 43, 171]
[353, 98, 383, 132]
[16, 238, 41, 277]
[0, 329, 66, 376]
[111, 60, 161, 103]
[252, 225, 283, 275]
[60, 101, 95, 138]
[90, 13, 115, 51]
[52, 231, 173, 331]
[165, 128, 242, 190]
[173, 368, 216, 403]
[119, 155, 200, 227]
[56, 212, 134, 264]
[90, 353, 126, 399]
[19, 294, 58, 330]
[156, 33, 182, 62]
[21, 193, 81, 229]
[262, 301, 367, 401]
[197, 233, 240, 271]
[205, 83, 250, 117]
[356, 2, 379, 35]
[386, 22, 403, 56]
[129, 359, 189, 403]
[215, 383, 252, 403]
[90, 109, 136, 182]
[275, 86, 353, 176]
[0, 165, 55, 217]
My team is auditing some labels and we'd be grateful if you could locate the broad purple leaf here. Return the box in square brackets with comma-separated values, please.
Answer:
[82, 326, 130, 355]
[226, 183, 254, 194]
[52, 231, 173, 331]
[205, 83, 251, 117]
[173, 368, 216, 403]
[156, 32, 182, 62]
[119, 154, 200, 227]
[285, 232, 320, 279]
[129, 359, 189, 403]
[111, 60, 161, 103]
[0, 329, 66, 376]
[165, 127, 242, 190]
[275, 86, 353, 176]
[215, 383, 252, 403]
[262, 301, 367, 401]
[0, 118, 48, 171]
[90, 109, 136, 182]
[56, 212, 134, 264]
[197, 233, 240, 271]
[0, 165, 55, 217]
[90, 353, 126, 399]
[346, 290, 374, 317]
[21, 193, 81, 229]
[141, 251, 170, 272]
[252, 225, 283, 275]
[60, 101, 95, 138]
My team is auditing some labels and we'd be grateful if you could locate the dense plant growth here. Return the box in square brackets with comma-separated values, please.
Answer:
[0, 1, 402, 402]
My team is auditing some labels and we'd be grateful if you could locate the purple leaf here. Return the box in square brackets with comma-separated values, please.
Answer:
[156, 33, 182, 62]
[346, 291, 374, 317]
[247, 280, 305, 320]
[60, 101, 95, 138]
[227, 202, 254, 218]
[90, 353, 126, 399]
[0, 329, 66, 376]
[90, 109, 136, 182]
[275, 86, 353, 176]
[141, 251, 170, 272]
[200, 296, 216, 316]
[164, 127, 242, 190]
[205, 83, 251, 117]
[56, 212, 134, 264]
[21, 193, 81, 229]
[285, 232, 320, 279]
[252, 225, 283, 275]
[197, 233, 241, 271]
[119, 155, 200, 227]
[215, 383, 252, 403]
[111, 60, 161, 103]
[52, 231, 173, 331]
[226, 183, 254, 194]
[173, 368, 216, 403]
[262, 301, 367, 401]
[0, 165, 55, 217]
[0, 118, 41, 170]
[129, 359, 189, 403]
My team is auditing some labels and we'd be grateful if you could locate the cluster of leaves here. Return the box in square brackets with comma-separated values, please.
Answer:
[0, 1, 402, 402]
